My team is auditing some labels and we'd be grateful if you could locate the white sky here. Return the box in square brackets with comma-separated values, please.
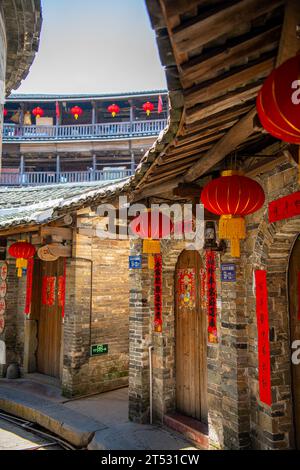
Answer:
[15, 0, 167, 95]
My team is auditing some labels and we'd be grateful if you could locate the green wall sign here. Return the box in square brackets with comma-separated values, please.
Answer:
[90, 343, 109, 356]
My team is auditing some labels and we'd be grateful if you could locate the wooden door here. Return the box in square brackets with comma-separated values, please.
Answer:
[37, 258, 64, 378]
[289, 236, 300, 449]
[175, 250, 208, 423]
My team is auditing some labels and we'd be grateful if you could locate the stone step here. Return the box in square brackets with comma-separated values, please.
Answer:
[164, 412, 209, 449]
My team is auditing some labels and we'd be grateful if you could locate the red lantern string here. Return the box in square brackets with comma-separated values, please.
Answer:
[255, 270, 272, 406]
[58, 259, 66, 318]
[206, 250, 218, 343]
[154, 254, 162, 332]
[24, 258, 34, 315]
[42, 276, 56, 306]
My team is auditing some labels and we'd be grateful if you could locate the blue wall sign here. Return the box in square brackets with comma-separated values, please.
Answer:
[221, 263, 236, 282]
[129, 255, 142, 269]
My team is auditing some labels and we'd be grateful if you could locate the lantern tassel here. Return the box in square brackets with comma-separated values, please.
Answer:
[219, 215, 246, 258]
[143, 239, 160, 270]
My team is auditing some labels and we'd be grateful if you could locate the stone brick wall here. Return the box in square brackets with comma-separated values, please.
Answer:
[62, 212, 130, 397]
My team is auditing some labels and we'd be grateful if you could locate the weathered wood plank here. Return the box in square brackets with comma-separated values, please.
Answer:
[184, 57, 274, 107]
[185, 82, 261, 125]
[183, 107, 257, 182]
[173, 0, 284, 55]
[276, 0, 300, 66]
[181, 25, 281, 86]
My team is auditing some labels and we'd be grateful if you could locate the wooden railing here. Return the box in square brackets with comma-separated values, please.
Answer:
[2, 119, 167, 142]
[0, 169, 133, 186]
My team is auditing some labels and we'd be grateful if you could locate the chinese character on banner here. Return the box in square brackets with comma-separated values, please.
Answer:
[255, 270, 272, 407]
[206, 250, 218, 343]
[41, 276, 56, 306]
[154, 254, 162, 332]
[200, 268, 207, 311]
[177, 269, 196, 311]
[269, 191, 300, 223]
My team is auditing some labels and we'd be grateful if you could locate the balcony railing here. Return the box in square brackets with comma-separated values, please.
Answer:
[0, 169, 133, 186]
[2, 119, 167, 142]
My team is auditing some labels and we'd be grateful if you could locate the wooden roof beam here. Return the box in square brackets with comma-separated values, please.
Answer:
[183, 107, 257, 182]
[173, 0, 284, 55]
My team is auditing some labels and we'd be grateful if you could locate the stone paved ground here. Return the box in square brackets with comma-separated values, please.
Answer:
[0, 417, 62, 450]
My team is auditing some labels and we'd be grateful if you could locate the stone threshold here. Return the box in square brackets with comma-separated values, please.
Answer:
[164, 412, 209, 449]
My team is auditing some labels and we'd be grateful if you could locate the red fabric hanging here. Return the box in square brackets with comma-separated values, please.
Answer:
[154, 254, 162, 332]
[41, 276, 56, 306]
[58, 259, 66, 318]
[269, 191, 300, 223]
[255, 270, 272, 407]
[206, 250, 218, 343]
[24, 258, 34, 315]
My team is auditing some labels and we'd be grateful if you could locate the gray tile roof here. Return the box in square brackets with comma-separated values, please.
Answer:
[0, 179, 130, 231]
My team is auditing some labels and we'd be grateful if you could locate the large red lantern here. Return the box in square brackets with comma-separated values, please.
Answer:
[8, 241, 36, 277]
[71, 106, 83, 120]
[107, 104, 120, 118]
[257, 54, 300, 144]
[130, 210, 173, 268]
[143, 101, 154, 117]
[201, 171, 265, 257]
[32, 107, 44, 118]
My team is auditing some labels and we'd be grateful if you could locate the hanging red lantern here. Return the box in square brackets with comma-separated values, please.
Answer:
[143, 101, 154, 116]
[3, 108, 8, 117]
[32, 107, 44, 118]
[107, 104, 120, 118]
[130, 210, 173, 268]
[256, 54, 300, 144]
[8, 241, 36, 277]
[71, 106, 83, 120]
[201, 171, 265, 258]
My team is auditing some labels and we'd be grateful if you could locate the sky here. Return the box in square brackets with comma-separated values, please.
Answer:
[15, 0, 167, 95]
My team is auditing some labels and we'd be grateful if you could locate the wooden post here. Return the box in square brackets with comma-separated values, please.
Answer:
[129, 141, 135, 174]
[92, 154, 97, 181]
[129, 100, 134, 137]
[92, 101, 97, 126]
[20, 155, 24, 186]
[56, 154, 60, 183]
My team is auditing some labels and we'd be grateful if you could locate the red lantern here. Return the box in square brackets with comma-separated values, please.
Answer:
[3, 108, 8, 117]
[130, 210, 173, 268]
[8, 241, 36, 277]
[143, 101, 154, 116]
[201, 171, 265, 257]
[32, 107, 44, 118]
[107, 104, 120, 118]
[71, 106, 83, 120]
[257, 54, 300, 144]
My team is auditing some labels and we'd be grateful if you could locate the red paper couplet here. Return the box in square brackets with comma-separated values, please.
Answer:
[154, 254, 162, 333]
[41, 276, 56, 306]
[269, 191, 300, 223]
[255, 270, 272, 406]
[24, 258, 34, 315]
[58, 259, 66, 318]
[206, 250, 218, 343]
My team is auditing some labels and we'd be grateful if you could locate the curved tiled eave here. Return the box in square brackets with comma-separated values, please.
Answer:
[2, 0, 42, 95]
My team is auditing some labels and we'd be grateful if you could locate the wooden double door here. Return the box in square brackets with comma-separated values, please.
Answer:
[175, 250, 208, 424]
[32, 258, 64, 378]
[289, 236, 300, 449]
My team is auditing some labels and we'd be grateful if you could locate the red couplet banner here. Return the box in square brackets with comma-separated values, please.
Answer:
[154, 254, 162, 333]
[255, 270, 272, 406]
[269, 191, 300, 223]
[206, 250, 218, 343]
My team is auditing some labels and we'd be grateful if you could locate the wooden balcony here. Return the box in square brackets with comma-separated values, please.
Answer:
[2, 119, 167, 142]
[0, 169, 133, 187]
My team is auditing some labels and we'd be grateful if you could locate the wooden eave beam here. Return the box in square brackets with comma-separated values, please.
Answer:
[173, 0, 284, 55]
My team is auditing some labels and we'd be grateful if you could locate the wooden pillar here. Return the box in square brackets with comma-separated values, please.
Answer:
[56, 155, 60, 183]
[92, 154, 97, 180]
[19, 155, 24, 186]
[92, 101, 97, 126]
[129, 141, 135, 174]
